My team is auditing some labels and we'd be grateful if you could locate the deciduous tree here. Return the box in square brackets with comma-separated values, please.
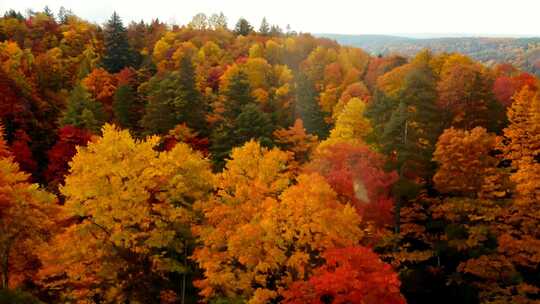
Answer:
[39, 124, 213, 302]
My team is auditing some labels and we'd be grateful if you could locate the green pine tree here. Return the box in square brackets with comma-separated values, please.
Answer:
[259, 17, 270, 35]
[234, 103, 274, 147]
[295, 74, 329, 138]
[234, 18, 253, 36]
[210, 70, 277, 169]
[176, 56, 207, 134]
[102, 12, 138, 73]
[222, 70, 254, 122]
[210, 104, 274, 170]
[113, 84, 139, 129]
[141, 59, 207, 135]
[376, 63, 444, 233]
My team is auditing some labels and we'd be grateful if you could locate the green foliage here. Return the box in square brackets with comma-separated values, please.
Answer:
[234, 104, 274, 147]
[233, 18, 253, 36]
[60, 84, 107, 133]
[141, 57, 207, 135]
[294, 74, 329, 138]
[102, 12, 138, 73]
[113, 84, 138, 129]
[0, 289, 43, 304]
[259, 17, 270, 35]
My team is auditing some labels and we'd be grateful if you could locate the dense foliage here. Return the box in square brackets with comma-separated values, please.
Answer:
[1, 7, 539, 304]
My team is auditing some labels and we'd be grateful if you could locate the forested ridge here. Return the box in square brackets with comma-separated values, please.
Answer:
[0, 7, 539, 304]
[320, 34, 540, 77]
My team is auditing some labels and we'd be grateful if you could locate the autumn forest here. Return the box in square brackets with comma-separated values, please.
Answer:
[0, 6, 539, 304]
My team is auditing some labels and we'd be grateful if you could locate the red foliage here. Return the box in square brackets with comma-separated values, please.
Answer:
[364, 55, 407, 90]
[306, 143, 398, 228]
[207, 66, 224, 92]
[44, 126, 92, 189]
[493, 73, 538, 107]
[0, 70, 33, 127]
[282, 246, 405, 304]
[10, 130, 37, 174]
[161, 124, 209, 156]
[493, 76, 515, 107]
[0, 126, 10, 158]
[116, 67, 137, 86]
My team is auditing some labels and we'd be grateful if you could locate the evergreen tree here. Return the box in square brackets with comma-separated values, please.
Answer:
[60, 84, 107, 133]
[43, 6, 54, 18]
[234, 18, 253, 36]
[295, 74, 329, 138]
[269, 25, 283, 36]
[259, 17, 270, 35]
[378, 63, 444, 233]
[222, 70, 254, 121]
[3, 9, 24, 20]
[141, 57, 207, 135]
[113, 84, 138, 129]
[140, 94, 177, 135]
[209, 70, 276, 168]
[176, 56, 207, 133]
[102, 12, 137, 73]
[234, 103, 274, 147]
[210, 104, 274, 169]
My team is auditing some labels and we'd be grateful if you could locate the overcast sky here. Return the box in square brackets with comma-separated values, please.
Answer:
[2, 0, 539, 37]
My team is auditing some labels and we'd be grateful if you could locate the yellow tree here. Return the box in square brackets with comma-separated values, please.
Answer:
[193, 140, 294, 302]
[38, 124, 213, 302]
[321, 97, 372, 147]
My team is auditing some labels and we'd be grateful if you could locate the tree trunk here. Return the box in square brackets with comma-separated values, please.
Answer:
[1, 241, 12, 290]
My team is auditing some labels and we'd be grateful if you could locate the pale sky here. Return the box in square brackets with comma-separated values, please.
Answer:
[1, 0, 539, 37]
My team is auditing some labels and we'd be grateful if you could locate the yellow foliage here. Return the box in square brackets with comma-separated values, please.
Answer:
[321, 98, 372, 148]
[41, 124, 213, 301]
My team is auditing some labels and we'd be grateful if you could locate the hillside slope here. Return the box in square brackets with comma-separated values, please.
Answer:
[317, 34, 540, 75]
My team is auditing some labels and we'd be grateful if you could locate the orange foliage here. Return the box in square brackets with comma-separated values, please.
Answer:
[433, 127, 498, 197]
[283, 246, 405, 304]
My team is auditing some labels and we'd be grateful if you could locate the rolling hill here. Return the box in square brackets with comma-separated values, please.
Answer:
[316, 34, 540, 76]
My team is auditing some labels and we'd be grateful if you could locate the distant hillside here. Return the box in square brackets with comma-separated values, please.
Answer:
[316, 34, 540, 76]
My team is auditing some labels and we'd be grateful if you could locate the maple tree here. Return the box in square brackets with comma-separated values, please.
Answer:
[282, 246, 406, 304]
[307, 142, 398, 230]
[273, 119, 318, 166]
[195, 168, 363, 303]
[323, 97, 372, 147]
[433, 127, 499, 197]
[82, 67, 118, 111]
[39, 124, 213, 302]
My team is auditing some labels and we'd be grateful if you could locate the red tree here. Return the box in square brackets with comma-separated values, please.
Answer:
[306, 143, 398, 228]
[44, 126, 92, 190]
[10, 130, 37, 175]
[493, 73, 538, 107]
[283, 246, 405, 304]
